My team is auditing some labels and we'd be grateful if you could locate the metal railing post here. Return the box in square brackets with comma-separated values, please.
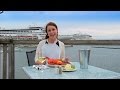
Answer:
[8, 40, 15, 79]
[3, 44, 7, 79]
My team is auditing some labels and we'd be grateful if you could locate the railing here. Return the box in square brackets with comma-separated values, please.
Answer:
[1, 39, 120, 79]
[0, 39, 14, 79]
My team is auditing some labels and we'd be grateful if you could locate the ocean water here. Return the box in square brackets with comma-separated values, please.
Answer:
[1, 45, 120, 79]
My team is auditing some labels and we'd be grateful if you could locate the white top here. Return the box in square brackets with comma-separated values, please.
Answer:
[35, 39, 65, 61]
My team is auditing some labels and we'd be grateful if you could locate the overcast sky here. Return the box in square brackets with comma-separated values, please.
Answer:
[0, 11, 120, 40]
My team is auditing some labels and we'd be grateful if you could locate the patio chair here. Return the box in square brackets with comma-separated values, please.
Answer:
[26, 50, 36, 66]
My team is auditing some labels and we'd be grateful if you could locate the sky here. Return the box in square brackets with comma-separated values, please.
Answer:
[0, 11, 120, 40]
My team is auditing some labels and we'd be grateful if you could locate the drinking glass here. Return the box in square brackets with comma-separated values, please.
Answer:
[78, 49, 91, 69]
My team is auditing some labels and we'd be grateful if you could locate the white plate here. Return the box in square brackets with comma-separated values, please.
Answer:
[62, 68, 77, 72]
[47, 64, 65, 68]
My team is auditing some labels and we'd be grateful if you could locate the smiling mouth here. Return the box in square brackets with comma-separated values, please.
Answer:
[50, 35, 55, 37]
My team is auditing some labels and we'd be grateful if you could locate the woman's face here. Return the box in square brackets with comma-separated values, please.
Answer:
[47, 25, 58, 39]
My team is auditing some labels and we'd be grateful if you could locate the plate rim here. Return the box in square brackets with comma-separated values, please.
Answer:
[62, 68, 77, 72]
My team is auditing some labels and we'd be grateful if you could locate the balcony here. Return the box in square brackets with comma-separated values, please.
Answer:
[1, 39, 120, 79]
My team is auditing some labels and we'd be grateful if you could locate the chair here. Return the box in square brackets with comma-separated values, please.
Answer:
[26, 50, 36, 66]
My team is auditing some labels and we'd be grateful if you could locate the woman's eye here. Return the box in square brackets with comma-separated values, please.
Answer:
[52, 29, 55, 31]
[48, 29, 51, 32]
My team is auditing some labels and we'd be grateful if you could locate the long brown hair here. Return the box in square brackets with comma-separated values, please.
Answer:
[45, 22, 58, 39]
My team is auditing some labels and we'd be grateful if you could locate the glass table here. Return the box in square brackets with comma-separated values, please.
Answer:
[22, 62, 120, 79]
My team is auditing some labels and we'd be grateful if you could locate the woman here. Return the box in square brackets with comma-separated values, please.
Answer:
[34, 22, 65, 63]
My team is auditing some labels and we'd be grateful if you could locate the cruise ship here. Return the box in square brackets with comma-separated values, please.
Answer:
[72, 33, 93, 40]
[0, 26, 46, 40]
[58, 33, 93, 40]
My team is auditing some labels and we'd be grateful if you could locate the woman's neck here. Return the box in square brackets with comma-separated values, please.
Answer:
[48, 38, 57, 43]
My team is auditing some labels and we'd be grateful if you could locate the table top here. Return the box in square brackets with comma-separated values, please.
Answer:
[22, 62, 120, 79]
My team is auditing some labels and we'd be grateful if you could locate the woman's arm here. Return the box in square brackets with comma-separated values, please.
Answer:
[60, 41, 70, 63]
[60, 42, 65, 59]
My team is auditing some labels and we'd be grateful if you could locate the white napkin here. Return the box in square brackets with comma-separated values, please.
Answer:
[32, 65, 49, 70]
